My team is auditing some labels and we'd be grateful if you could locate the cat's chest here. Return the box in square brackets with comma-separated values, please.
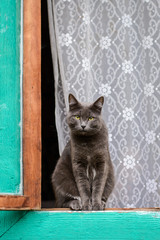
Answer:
[86, 163, 96, 181]
[76, 144, 104, 161]
[71, 140, 106, 165]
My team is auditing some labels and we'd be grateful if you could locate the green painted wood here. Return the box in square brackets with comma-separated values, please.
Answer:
[1, 211, 160, 239]
[0, 211, 26, 237]
[0, 0, 22, 193]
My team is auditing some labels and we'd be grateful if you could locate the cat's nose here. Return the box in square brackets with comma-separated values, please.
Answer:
[81, 124, 86, 130]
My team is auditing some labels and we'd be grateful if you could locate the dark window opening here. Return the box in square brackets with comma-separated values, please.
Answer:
[41, 0, 59, 208]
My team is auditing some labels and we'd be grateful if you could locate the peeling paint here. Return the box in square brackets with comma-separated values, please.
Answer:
[0, 104, 7, 111]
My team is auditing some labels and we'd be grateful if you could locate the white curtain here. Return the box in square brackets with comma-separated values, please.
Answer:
[47, 0, 160, 208]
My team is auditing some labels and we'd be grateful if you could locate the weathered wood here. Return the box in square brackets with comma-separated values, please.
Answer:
[1, 211, 160, 239]
[1, 207, 160, 211]
[0, 0, 22, 194]
[41, 207, 160, 212]
[0, 196, 28, 209]
[23, 0, 41, 208]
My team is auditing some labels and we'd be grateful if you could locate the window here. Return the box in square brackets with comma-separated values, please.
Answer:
[0, 0, 159, 211]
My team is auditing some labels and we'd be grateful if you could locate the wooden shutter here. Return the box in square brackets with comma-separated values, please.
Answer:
[0, 0, 41, 210]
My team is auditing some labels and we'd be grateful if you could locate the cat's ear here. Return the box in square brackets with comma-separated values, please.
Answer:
[68, 94, 80, 111]
[92, 96, 104, 113]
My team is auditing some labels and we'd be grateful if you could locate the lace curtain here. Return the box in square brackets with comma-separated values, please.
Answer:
[47, 0, 160, 208]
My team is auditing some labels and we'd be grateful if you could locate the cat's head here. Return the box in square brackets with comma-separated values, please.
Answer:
[67, 94, 104, 136]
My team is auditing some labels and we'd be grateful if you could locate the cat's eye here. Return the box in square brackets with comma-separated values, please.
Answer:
[88, 116, 94, 121]
[75, 115, 80, 120]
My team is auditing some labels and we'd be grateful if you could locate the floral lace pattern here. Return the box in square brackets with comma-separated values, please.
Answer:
[123, 155, 136, 169]
[49, 0, 160, 208]
[122, 60, 133, 74]
[100, 36, 111, 50]
[99, 83, 111, 97]
[123, 107, 134, 121]
[142, 36, 153, 49]
[59, 33, 72, 47]
[122, 14, 132, 28]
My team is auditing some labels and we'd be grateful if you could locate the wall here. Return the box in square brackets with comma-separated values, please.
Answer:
[0, 211, 26, 237]
[0, 210, 160, 239]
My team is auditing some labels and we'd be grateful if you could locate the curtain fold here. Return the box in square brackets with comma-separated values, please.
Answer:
[47, 0, 160, 208]
[47, 0, 69, 153]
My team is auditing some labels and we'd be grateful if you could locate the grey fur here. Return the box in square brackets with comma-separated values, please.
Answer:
[52, 94, 114, 210]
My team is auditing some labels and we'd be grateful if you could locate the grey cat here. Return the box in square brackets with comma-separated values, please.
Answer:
[52, 94, 114, 210]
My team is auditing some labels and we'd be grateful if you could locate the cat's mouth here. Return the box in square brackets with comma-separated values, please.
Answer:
[79, 129, 88, 135]
[81, 129, 87, 133]
[81, 129, 86, 132]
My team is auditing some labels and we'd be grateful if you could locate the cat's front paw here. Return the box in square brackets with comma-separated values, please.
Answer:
[69, 199, 82, 211]
[82, 200, 92, 211]
[101, 200, 106, 209]
[92, 202, 104, 211]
